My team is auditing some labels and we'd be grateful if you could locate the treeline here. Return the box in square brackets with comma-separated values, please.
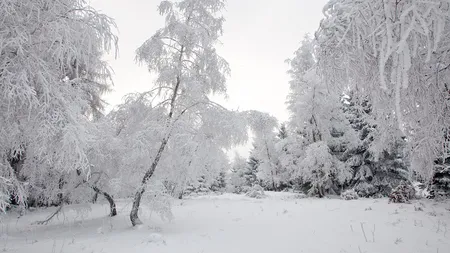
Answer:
[228, 0, 450, 198]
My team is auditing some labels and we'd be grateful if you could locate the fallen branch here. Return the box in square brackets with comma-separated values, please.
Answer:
[32, 205, 63, 225]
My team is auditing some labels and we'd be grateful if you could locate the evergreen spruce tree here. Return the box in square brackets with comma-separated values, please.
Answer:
[245, 155, 260, 187]
[274, 124, 293, 190]
[210, 171, 227, 192]
[277, 123, 288, 140]
[228, 155, 249, 193]
[343, 92, 409, 197]
[430, 129, 450, 197]
[432, 159, 450, 197]
[286, 35, 356, 197]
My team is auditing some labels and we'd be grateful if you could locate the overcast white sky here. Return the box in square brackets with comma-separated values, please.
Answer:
[91, 0, 327, 123]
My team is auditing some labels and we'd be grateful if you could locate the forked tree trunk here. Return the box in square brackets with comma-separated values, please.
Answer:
[92, 186, 117, 217]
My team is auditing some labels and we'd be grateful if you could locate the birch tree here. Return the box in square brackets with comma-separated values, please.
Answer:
[130, 0, 246, 226]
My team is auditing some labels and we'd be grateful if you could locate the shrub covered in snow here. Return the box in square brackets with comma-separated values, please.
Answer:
[294, 193, 307, 199]
[389, 182, 416, 203]
[245, 185, 266, 199]
[354, 181, 377, 198]
[340, 189, 359, 200]
[412, 182, 433, 199]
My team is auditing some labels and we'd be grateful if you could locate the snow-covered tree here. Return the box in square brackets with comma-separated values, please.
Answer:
[184, 175, 211, 196]
[430, 129, 450, 197]
[276, 130, 305, 191]
[210, 171, 227, 192]
[245, 111, 287, 191]
[316, 0, 450, 179]
[297, 141, 351, 197]
[228, 154, 249, 193]
[342, 92, 409, 197]
[129, 0, 247, 226]
[227, 150, 264, 193]
[245, 155, 260, 187]
[277, 123, 288, 140]
[286, 35, 356, 196]
[0, 0, 117, 211]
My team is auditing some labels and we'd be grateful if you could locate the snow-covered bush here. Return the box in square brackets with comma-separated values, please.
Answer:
[389, 183, 416, 203]
[341, 189, 359, 200]
[184, 176, 212, 196]
[354, 181, 377, 198]
[293, 193, 307, 199]
[183, 172, 228, 197]
[412, 182, 432, 199]
[245, 185, 266, 199]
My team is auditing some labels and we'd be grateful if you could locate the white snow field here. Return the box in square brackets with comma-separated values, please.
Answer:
[1, 193, 449, 253]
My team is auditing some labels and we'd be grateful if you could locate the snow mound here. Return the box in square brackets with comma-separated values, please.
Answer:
[245, 185, 266, 199]
[341, 189, 359, 200]
[146, 233, 166, 245]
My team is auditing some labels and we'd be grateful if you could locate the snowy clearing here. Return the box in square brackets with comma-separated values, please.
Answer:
[2, 193, 450, 253]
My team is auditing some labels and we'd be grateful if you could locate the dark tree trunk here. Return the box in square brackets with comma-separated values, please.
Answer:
[130, 188, 144, 226]
[271, 173, 277, 192]
[130, 137, 169, 226]
[103, 191, 117, 217]
[92, 192, 99, 203]
[130, 46, 185, 227]
[92, 186, 117, 217]
[318, 185, 325, 198]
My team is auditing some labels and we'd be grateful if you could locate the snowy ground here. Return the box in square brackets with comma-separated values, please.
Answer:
[1, 193, 450, 253]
